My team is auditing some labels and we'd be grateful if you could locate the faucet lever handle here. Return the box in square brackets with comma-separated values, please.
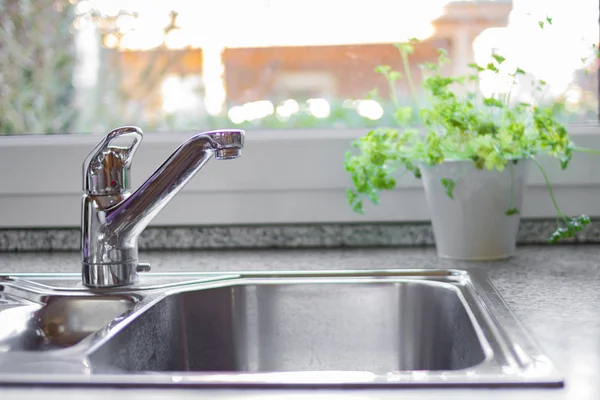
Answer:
[83, 126, 143, 195]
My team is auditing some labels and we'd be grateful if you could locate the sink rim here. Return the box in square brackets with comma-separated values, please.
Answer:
[0, 269, 564, 389]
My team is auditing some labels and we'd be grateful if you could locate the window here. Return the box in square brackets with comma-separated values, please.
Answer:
[1, 0, 600, 228]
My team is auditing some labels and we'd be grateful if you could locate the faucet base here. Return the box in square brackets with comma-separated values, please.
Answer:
[82, 262, 140, 288]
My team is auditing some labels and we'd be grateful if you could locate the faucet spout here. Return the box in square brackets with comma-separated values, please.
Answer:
[81, 128, 244, 288]
[106, 129, 243, 239]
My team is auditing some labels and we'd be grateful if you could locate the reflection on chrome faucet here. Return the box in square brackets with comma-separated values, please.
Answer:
[81, 126, 244, 288]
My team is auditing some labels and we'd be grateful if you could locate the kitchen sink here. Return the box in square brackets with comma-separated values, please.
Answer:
[0, 269, 562, 388]
[89, 280, 486, 373]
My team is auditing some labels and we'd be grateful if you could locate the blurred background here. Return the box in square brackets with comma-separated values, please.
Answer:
[0, 0, 598, 135]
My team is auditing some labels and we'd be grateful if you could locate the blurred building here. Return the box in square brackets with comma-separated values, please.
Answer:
[103, 1, 512, 119]
[223, 1, 512, 104]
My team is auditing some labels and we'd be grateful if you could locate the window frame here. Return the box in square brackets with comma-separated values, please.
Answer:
[2, 125, 600, 228]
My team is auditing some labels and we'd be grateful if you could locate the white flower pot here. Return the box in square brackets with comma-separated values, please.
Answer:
[420, 159, 530, 260]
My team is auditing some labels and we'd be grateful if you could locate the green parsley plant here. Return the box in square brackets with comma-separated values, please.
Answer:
[345, 20, 600, 243]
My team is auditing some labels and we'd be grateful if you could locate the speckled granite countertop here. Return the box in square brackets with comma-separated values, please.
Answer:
[3, 220, 600, 252]
[0, 245, 598, 400]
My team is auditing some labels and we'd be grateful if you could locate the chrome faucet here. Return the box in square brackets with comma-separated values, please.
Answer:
[81, 126, 244, 288]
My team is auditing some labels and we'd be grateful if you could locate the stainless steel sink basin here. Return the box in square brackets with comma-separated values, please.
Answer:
[89, 281, 486, 373]
[0, 270, 562, 388]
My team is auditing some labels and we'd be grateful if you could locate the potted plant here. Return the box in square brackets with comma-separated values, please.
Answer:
[344, 21, 600, 260]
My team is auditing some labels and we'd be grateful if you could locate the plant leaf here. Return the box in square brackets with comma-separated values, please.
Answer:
[388, 70, 402, 81]
[468, 63, 485, 72]
[441, 178, 456, 199]
[487, 63, 499, 73]
[374, 65, 391, 74]
[393, 42, 414, 55]
[483, 97, 504, 108]
[492, 54, 506, 64]
[366, 89, 378, 100]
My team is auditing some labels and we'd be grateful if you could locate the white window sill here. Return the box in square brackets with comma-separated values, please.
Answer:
[1, 126, 600, 228]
